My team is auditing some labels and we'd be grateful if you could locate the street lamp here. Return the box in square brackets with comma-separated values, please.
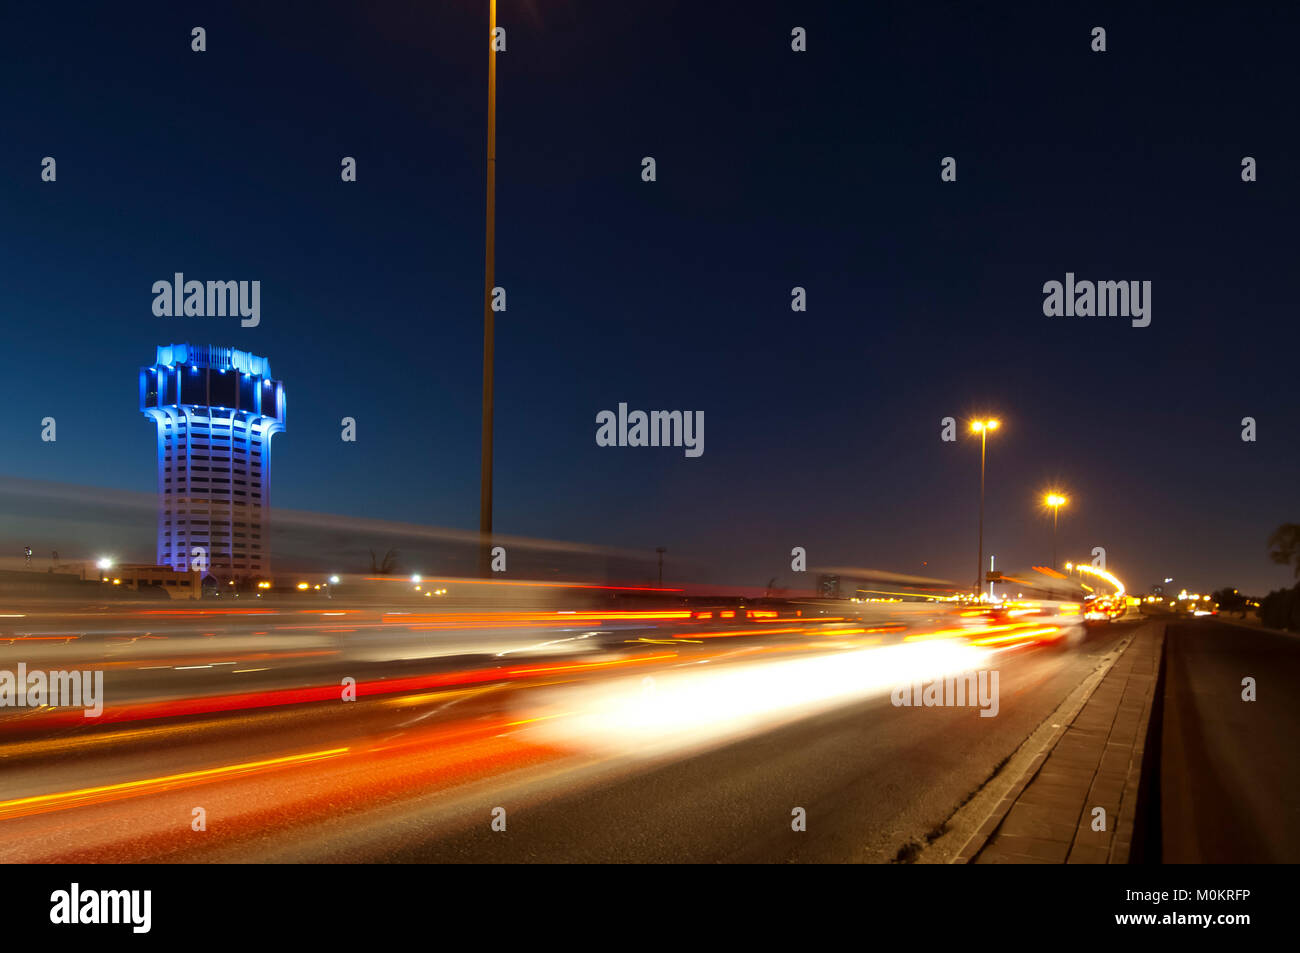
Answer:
[1044, 493, 1067, 568]
[970, 419, 1000, 595]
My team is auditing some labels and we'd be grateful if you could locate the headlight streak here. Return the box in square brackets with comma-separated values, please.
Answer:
[525, 639, 998, 758]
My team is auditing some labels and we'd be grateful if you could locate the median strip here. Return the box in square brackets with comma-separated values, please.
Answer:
[914, 621, 1165, 863]
[959, 623, 1164, 862]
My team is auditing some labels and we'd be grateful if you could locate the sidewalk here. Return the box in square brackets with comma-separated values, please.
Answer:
[970, 623, 1164, 863]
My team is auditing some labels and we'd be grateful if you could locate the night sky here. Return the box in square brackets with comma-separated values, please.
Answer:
[1, 1, 1296, 594]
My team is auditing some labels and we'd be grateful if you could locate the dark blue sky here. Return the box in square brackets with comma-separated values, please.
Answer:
[2, 0, 1297, 594]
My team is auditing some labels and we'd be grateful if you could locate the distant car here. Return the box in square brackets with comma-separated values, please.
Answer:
[1083, 596, 1123, 622]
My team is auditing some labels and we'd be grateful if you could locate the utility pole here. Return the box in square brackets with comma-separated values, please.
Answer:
[1052, 506, 1059, 568]
[1044, 493, 1067, 569]
[969, 419, 1000, 596]
[656, 547, 666, 588]
[478, 0, 498, 577]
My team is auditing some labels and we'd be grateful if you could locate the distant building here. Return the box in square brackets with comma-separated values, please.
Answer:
[140, 344, 286, 582]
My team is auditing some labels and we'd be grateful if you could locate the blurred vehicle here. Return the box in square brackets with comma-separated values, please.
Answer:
[1082, 594, 1124, 622]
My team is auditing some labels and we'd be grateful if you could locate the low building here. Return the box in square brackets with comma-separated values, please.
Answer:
[82, 563, 201, 600]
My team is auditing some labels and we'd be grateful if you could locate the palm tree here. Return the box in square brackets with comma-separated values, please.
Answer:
[1267, 524, 1300, 578]
[368, 547, 399, 575]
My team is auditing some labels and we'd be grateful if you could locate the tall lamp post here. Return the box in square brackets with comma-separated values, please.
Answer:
[1045, 493, 1067, 568]
[970, 419, 1000, 595]
[479, 0, 499, 577]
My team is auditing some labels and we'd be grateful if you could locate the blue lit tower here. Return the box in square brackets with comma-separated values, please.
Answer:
[140, 344, 286, 581]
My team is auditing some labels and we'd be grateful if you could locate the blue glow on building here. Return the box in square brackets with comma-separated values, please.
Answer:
[140, 344, 286, 581]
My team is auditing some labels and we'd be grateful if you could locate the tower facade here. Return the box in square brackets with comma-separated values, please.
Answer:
[140, 343, 286, 581]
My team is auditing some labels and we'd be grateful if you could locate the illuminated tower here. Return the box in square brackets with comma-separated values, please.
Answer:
[140, 344, 286, 581]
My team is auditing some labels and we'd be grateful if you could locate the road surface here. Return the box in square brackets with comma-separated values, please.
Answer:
[1160, 618, 1300, 862]
[0, 601, 1137, 862]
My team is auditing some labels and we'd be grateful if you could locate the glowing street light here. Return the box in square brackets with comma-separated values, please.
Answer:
[969, 418, 1001, 593]
[1044, 492, 1068, 568]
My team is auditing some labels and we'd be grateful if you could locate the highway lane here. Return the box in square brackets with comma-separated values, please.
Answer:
[1160, 618, 1300, 862]
[0, 611, 1137, 863]
[340, 621, 1137, 863]
[0, 601, 638, 671]
[0, 599, 941, 738]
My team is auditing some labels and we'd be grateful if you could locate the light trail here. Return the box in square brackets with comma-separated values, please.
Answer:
[0, 747, 350, 820]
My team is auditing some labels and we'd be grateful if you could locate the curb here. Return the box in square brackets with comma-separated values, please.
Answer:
[1118, 625, 1165, 862]
[941, 632, 1134, 864]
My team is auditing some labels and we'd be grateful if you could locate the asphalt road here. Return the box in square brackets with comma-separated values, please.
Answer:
[359, 623, 1136, 863]
[0, 614, 1137, 863]
[1160, 618, 1300, 862]
[358, 621, 1138, 858]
